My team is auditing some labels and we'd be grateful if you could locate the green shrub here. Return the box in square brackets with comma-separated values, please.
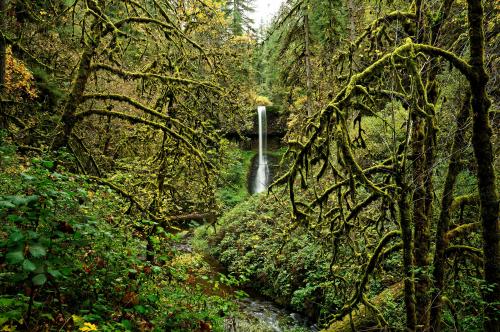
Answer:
[0, 143, 237, 331]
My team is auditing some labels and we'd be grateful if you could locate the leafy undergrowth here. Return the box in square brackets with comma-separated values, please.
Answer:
[197, 194, 342, 323]
[197, 193, 405, 329]
[199, 190, 486, 331]
[0, 140, 237, 331]
[216, 147, 255, 209]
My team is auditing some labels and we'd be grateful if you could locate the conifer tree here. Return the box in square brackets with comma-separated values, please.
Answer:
[225, 0, 255, 35]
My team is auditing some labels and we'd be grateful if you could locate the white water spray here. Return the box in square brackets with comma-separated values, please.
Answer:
[253, 106, 270, 194]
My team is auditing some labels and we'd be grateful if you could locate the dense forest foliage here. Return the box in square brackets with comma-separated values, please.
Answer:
[0, 0, 498, 331]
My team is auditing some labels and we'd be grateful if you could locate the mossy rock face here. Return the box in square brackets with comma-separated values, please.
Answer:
[225, 107, 287, 140]
[265, 105, 282, 115]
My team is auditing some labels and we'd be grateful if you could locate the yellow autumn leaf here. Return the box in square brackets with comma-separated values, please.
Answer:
[79, 322, 98, 331]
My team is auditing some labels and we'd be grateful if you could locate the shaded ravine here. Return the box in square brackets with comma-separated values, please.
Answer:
[172, 234, 318, 332]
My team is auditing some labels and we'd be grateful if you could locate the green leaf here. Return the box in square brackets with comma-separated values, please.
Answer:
[5, 195, 38, 206]
[27, 231, 39, 239]
[34, 265, 45, 274]
[21, 173, 35, 181]
[146, 294, 158, 302]
[8, 230, 24, 243]
[29, 244, 46, 258]
[6, 250, 24, 264]
[0, 297, 16, 306]
[7, 214, 24, 223]
[0, 200, 15, 209]
[24, 195, 40, 205]
[121, 319, 133, 330]
[133, 305, 147, 314]
[40, 313, 54, 320]
[42, 160, 54, 168]
[48, 269, 62, 278]
[32, 274, 47, 286]
[22, 259, 37, 272]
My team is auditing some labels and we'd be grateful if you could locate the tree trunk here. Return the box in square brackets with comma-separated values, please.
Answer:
[466, 1, 499, 331]
[0, 0, 6, 130]
[347, 0, 355, 41]
[411, 116, 431, 332]
[430, 93, 470, 332]
[303, 11, 312, 117]
[52, 21, 101, 150]
[396, 171, 417, 331]
[0, 0, 6, 95]
[411, 2, 437, 329]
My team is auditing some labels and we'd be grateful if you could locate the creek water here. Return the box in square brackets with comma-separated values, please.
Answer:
[173, 235, 318, 332]
[171, 107, 319, 331]
[230, 297, 318, 332]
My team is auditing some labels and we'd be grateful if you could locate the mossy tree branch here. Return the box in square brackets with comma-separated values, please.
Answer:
[330, 230, 401, 322]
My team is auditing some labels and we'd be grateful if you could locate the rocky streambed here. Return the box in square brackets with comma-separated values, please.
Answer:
[171, 231, 319, 332]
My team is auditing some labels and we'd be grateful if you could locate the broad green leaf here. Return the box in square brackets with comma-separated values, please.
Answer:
[32, 274, 47, 286]
[8, 230, 24, 243]
[0, 297, 16, 306]
[48, 269, 62, 278]
[5, 195, 38, 206]
[72, 315, 84, 325]
[21, 173, 35, 181]
[121, 319, 133, 330]
[6, 250, 24, 264]
[27, 231, 39, 239]
[7, 214, 24, 223]
[24, 195, 40, 205]
[29, 244, 46, 258]
[22, 259, 37, 272]
[40, 313, 54, 320]
[146, 294, 158, 302]
[42, 160, 54, 168]
[0, 200, 15, 209]
[134, 305, 147, 314]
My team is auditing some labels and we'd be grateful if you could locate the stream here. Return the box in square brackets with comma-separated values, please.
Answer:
[231, 297, 318, 332]
[172, 237, 319, 332]
[179, 106, 318, 331]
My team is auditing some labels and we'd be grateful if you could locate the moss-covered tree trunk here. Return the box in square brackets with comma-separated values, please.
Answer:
[466, 1, 499, 331]
[430, 93, 470, 332]
[411, 116, 432, 332]
[53, 41, 98, 149]
[0, 0, 6, 130]
[396, 171, 417, 331]
[303, 11, 312, 117]
[411, 3, 434, 329]
[52, 5, 102, 150]
[0, 0, 6, 96]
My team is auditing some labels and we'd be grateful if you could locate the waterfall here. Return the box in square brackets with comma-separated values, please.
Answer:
[253, 106, 270, 194]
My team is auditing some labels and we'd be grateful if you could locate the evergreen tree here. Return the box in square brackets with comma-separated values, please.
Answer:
[225, 0, 255, 35]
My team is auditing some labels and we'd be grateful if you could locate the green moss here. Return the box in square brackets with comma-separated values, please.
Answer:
[216, 148, 255, 208]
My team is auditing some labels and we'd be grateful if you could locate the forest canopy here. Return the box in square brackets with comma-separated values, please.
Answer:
[0, 0, 498, 331]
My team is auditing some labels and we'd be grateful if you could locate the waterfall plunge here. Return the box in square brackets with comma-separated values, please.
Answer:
[253, 106, 270, 194]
